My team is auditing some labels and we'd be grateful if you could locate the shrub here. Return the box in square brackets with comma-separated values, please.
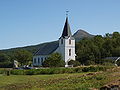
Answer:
[10, 70, 25, 75]
[97, 59, 114, 65]
[39, 68, 54, 74]
[82, 66, 108, 72]
[9, 66, 111, 75]
[68, 60, 81, 67]
[86, 60, 95, 65]
[42, 53, 65, 67]
[74, 67, 83, 73]
[25, 69, 36, 75]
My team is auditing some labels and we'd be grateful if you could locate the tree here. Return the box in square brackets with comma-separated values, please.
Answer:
[76, 38, 99, 65]
[42, 53, 65, 67]
[0, 52, 10, 62]
[102, 38, 113, 57]
[13, 49, 32, 66]
[0, 52, 13, 68]
[112, 32, 120, 39]
[112, 47, 120, 56]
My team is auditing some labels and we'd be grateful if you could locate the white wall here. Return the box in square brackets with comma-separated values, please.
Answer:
[58, 37, 76, 65]
[33, 55, 48, 66]
[64, 38, 75, 62]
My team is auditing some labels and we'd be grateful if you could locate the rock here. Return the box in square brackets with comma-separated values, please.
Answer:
[100, 85, 120, 90]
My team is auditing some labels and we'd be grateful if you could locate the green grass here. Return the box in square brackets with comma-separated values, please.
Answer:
[0, 67, 120, 90]
[9, 65, 112, 75]
[0, 73, 86, 90]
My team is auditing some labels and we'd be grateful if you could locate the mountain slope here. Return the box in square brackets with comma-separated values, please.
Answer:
[0, 30, 95, 54]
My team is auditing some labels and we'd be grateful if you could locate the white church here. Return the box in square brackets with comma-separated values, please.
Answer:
[33, 16, 76, 67]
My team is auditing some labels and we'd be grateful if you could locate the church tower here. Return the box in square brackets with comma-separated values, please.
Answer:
[59, 17, 76, 67]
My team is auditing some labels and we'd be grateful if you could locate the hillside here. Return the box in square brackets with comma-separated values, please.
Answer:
[0, 30, 94, 55]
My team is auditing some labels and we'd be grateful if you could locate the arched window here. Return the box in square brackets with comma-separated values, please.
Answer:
[61, 39, 63, 44]
[69, 39, 71, 44]
[69, 49, 71, 56]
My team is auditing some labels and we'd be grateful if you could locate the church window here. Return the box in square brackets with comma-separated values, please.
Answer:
[34, 58, 36, 63]
[69, 49, 71, 56]
[38, 58, 40, 63]
[61, 39, 63, 44]
[69, 39, 71, 44]
[41, 57, 43, 64]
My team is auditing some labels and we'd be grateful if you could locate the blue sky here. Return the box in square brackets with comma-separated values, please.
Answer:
[0, 0, 120, 50]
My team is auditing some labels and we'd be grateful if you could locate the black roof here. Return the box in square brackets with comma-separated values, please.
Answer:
[34, 41, 59, 56]
[61, 17, 72, 38]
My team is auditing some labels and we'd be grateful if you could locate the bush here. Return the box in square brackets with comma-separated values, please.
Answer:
[74, 67, 83, 73]
[9, 66, 112, 75]
[82, 66, 108, 72]
[86, 60, 95, 65]
[42, 53, 65, 67]
[39, 69, 54, 74]
[10, 70, 25, 75]
[97, 59, 114, 65]
[25, 69, 36, 75]
[68, 60, 81, 67]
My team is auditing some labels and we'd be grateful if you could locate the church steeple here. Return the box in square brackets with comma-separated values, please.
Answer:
[58, 12, 76, 67]
[61, 17, 72, 38]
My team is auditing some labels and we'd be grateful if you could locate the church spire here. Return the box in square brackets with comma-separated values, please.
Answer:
[61, 11, 72, 38]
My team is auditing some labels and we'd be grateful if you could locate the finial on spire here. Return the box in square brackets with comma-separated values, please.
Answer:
[61, 11, 72, 38]
[66, 10, 69, 17]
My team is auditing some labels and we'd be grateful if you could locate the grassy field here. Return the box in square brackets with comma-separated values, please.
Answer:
[0, 67, 120, 90]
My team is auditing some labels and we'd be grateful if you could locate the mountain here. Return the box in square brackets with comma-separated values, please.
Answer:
[0, 30, 95, 55]
[73, 29, 94, 41]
